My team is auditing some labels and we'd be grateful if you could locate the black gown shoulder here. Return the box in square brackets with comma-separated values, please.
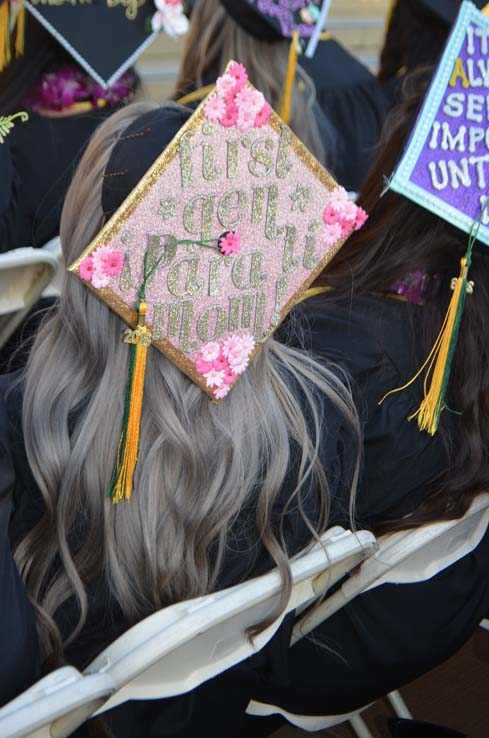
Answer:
[0, 106, 117, 252]
[0, 374, 39, 706]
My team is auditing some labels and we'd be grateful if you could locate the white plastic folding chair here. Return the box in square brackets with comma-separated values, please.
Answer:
[0, 243, 60, 349]
[83, 527, 376, 716]
[247, 493, 489, 737]
[0, 666, 114, 738]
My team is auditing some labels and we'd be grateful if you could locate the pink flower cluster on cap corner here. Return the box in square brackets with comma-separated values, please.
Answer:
[79, 246, 124, 289]
[204, 63, 272, 131]
[322, 187, 368, 248]
[195, 332, 256, 400]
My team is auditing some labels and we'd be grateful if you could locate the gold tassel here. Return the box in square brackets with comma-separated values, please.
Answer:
[0, 1, 11, 72]
[384, 0, 396, 33]
[280, 30, 299, 125]
[379, 257, 472, 435]
[108, 301, 152, 504]
[483, 4, 489, 17]
[15, 0, 24, 58]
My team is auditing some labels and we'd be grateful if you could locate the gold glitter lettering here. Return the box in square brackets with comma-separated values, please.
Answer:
[275, 125, 293, 179]
[254, 290, 266, 340]
[217, 189, 248, 229]
[275, 274, 288, 311]
[201, 142, 222, 182]
[119, 252, 133, 291]
[282, 225, 300, 273]
[179, 131, 194, 189]
[197, 306, 227, 342]
[303, 220, 321, 270]
[249, 137, 274, 178]
[208, 258, 225, 297]
[183, 194, 216, 240]
[228, 294, 254, 331]
[226, 139, 240, 179]
[168, 300, 196, 353]
[152, 304, 167, 340]
[265, 184, 285, 241]
[106, 0, 145, 20]
[167, 256, 204, 298]
[145, 234, 177, 290]
[251, 186, 265, 225]
[232, 250, 267, 290]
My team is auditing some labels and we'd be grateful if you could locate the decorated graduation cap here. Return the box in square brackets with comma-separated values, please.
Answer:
[219, 0, 329, 46]
[68, 61, 367, 502]
[382, 1, 489, 434]
[0, 0, 188, 87]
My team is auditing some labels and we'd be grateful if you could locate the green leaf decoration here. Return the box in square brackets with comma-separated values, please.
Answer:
[0, 112, 29, 144]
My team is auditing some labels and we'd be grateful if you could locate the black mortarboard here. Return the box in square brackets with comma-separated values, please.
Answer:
[18, 0, 188, 88]
[219, 0, 329, 46]
[416, 0, 487, 25]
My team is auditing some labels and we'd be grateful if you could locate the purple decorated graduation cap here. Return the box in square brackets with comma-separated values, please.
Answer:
[390, 1, 489, 244]
[382, 2, 489, 437]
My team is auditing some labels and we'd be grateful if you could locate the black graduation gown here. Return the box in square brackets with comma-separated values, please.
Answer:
[0, 107, 117, 252]
[2, 296, 489, 735]
[0, 391, 39, 707]
[300, 39, 390, 192]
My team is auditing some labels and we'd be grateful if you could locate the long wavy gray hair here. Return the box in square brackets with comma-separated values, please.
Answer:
[15, 102, 359, 667]
[174, 0, 326, 163]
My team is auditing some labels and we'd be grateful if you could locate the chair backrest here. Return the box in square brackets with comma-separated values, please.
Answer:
[85, 527, 376, 715]
[0, 667, 114, 738]
[293, 493, 489, 642]
[0, 246, 59, 349]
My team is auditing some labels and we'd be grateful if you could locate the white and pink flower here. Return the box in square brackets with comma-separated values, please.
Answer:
[204, 93, 226, 122]
[151, 0, 189, 37]
[195, 331, 256, 400]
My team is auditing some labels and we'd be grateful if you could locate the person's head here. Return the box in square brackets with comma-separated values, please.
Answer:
[321, 69, 489, 529]
[174, 0, 325, 161]
[0, 13, 73, 114]
[15, 101, 359, 668]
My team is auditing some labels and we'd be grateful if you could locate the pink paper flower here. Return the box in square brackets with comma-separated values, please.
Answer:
[195, 356, 214, 375]
[216, 73, 236, 97]
[223, 368, 237, 385]
[322, 204, 338, 225]
[204, 368, 225, 388]
[213, 354, 228, 372]
[220, 102, 238, 127]
[354, 206, 368, 230]
[221, 335, 240, 359]
[219, 231, 241, 255]
[239, 333, 256, 355]
[228, 62, 248, 91]
[214, 385, 231, 399]
[255, 103, 272, 127]
[91, 271, 111, 289]
[204, 93, 226, 121]
[339, 219, 355, 238]
[228, 356, 249, 375]
[236, 87, 265, 116]
[100, 250, 124, 277]
[201, 341, 221, 362]
[322, 222, 343, 248]
[327, 186, 351, 212]
[79, 256, 95, 282]
[236, 108, 256, 131]
[92, 245, 111, 272]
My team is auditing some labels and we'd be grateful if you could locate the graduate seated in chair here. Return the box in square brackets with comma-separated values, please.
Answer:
[2, 65, 367, 736]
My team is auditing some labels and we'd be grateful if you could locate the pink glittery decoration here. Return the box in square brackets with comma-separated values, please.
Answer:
[74, 65, 364, 399]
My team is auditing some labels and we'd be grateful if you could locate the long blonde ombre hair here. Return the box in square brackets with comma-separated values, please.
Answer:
[174, 0, 326, 162]
[15, 102, 359, 667]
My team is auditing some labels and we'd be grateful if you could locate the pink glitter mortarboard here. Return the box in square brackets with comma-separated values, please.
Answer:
[69, 61, 367, 402]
